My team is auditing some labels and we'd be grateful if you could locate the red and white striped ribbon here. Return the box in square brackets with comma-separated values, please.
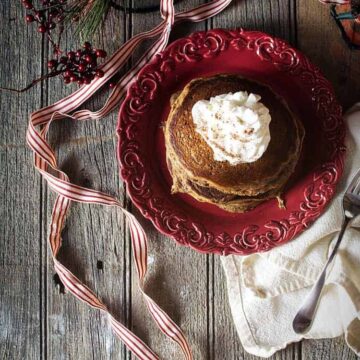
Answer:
[26, 1, 232, 359]
[318, 0, 350, 4]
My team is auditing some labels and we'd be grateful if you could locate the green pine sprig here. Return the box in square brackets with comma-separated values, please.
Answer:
[65, 0, 112, 41]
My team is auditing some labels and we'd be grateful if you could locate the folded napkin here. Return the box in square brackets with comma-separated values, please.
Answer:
[221, 104, 360, 358]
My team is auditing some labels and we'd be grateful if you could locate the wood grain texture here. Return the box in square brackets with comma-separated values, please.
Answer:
[0, 2, 42, 359]
[0, 0, 359, 360]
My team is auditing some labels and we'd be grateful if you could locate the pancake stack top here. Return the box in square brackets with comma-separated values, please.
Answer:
[164, 74, 305, 212]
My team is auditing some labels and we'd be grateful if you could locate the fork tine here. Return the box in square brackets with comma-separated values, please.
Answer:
[346, 167, 360, 194]
[354, 179, 360, 196]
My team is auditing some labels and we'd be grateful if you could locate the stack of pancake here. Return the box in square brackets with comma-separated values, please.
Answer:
[164, 74, 305, 212]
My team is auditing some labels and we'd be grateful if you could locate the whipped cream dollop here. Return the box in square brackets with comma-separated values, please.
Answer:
[191, 91, 271, 165]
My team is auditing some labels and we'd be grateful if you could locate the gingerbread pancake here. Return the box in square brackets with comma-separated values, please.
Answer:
[164, 74, 305, 212]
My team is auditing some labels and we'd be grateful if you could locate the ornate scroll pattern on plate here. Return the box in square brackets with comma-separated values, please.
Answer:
[118, 29, 345, 255]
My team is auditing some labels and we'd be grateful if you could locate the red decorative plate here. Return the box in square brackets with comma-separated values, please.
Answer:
[117, 29, 345, 255]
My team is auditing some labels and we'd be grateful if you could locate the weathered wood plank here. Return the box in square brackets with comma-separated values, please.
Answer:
[0, 2, 43, 359]
[211, 0, 297, 43]
[42, 5, 129, 360]
[129, 1, 211, 359]
[301, 337, 358, 360]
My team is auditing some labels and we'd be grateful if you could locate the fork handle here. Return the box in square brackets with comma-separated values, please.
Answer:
[292, 217, 350, 334]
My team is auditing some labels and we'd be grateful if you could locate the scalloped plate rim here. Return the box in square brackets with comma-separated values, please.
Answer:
[116, 28, 345, 256]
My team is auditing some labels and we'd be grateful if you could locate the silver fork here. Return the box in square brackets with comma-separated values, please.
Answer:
[292, 168, 360, 334]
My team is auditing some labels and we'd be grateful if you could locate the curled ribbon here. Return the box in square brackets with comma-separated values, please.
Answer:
[26, 0, 232, 359]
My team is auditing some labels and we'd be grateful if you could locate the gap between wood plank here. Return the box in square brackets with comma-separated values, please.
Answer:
[40, 24, 48, 360]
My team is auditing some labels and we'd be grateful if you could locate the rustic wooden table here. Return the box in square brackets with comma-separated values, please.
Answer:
[1, 1, 359, 359]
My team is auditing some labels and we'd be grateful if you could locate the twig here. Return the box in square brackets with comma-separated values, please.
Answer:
[0, 70, 63, 93]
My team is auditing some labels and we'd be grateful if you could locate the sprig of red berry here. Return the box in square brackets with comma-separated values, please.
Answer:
[48, 42, 107, 85]
[0, 0, 109, 92]
[23, 0, 67, 55]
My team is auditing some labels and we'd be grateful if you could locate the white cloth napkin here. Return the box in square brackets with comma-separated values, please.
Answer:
[221, 105, 360, 358]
